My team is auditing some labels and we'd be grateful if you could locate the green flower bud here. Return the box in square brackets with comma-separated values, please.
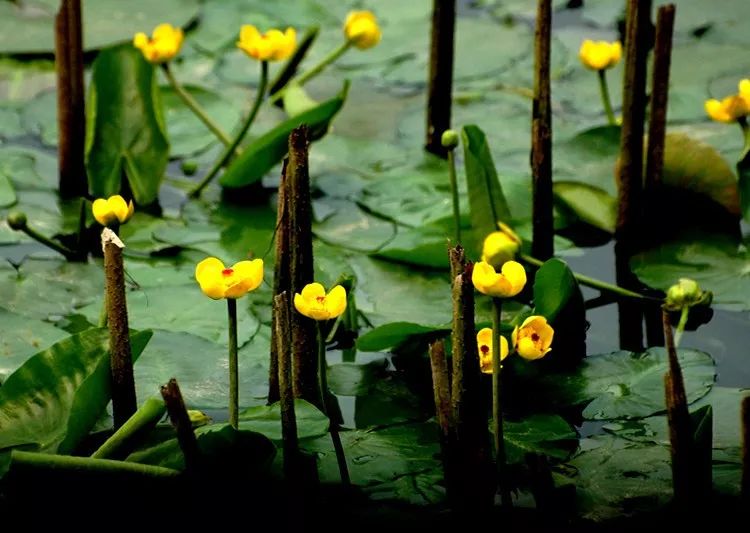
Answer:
[665, 278, 703, 310]
[441, 129, 459, 150]
[6, 211, 27, 231]
[188, 409, 211, 428]
[181, 160, 198, 176]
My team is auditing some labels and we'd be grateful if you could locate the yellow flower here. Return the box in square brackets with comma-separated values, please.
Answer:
[92, 195, 134, 226]
[195, 257, 264, 300]
[344, 11, 381, 50]
[133, 23, 184, 63]
[512, 316, 554, 361]
[294, 283, 347, 321]
[578, 40, 622, 71]
[471, 260, 526, 298]
[237, 25, 296, 61]
[740, 78, 750, 103]
[477, 328, 509, 374]
[705, 79, 750, 123]
[481, 222, 522, 269]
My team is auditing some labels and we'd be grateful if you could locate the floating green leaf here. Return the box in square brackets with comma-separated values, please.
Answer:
[86, 44, 169, 205]
[219, 82, 349, 188]
[553, 181, 616, 234]
[238, 400, 329, 441]
[504, 414, 577, 464]
[356, 322, 449, 352]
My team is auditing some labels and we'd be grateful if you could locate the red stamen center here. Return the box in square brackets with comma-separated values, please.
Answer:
[316, 296, 326, 303]
[480, 345, 489, 354]
[222, 268, 234, 276]
[531, 333, 540, 342]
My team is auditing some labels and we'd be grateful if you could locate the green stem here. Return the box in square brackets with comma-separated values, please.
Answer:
[20, 223, 76, 259]
[161, 63, 233, 148]
[272, 40, 352, 104]
[91, 397, 166, 459]
[491, 297, 511, 507]
[10, 450, 180, 478]
[188, 61, 269, 198]
[673, 306, 689, 347]
[597, 69, 617, 126]
[227, 298, 239, 429]
[520, 253, 654, 302]
[317, 322, 351, 488]
[447, 149, 461, 243]
[739, 117, 750, 157]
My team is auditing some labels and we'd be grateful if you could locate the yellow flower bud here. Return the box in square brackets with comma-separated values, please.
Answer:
[133, 23, 184, 64]
[237, 25, 296, 61]
[344, 11, 381, 50]
[578, 40, 622, 71]
[476, 328, 509, 374]
[664, 278, 708, 311]
[294, 283, 347, 321]
[481, 223, 522, 269]
[92, 195, 135, 227]
[195, 257, 264, 300]
[511, 316, 554, 360]
[471, 260, 526, 298]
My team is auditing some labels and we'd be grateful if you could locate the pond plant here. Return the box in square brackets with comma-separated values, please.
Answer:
[1, 0, 750, 528]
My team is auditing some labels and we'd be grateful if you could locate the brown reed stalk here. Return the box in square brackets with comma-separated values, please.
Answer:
[425, 0, 456, 158]
[160, 378, 202, 472]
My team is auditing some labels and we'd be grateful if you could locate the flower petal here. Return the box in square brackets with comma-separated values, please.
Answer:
[325, 285, 347, 319]
[300, 282, 326, 301]
[92, 198, 114, 226]
[195, 257, 224, 282]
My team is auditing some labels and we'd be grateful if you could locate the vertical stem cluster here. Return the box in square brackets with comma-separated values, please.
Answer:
[425, 0, 456, 158]
[103, 228, 136, 429]
[531, 0, 553, 261]
[274, 292, 300, 483]
[227, 298, 239, 429]
[55, 0, 87, 198]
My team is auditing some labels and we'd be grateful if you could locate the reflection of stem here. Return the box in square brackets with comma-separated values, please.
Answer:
[491, 297, 511, 508]
[227, 298, 239, 429]
[447, 149, 461, 243]
[317, 322, 351, 488]
[272, 40, 352, 104]
[673, 306, 689, 347]
[162, 63, 233, 148]
[597, 69, 617, 126]
[188, 61, 269, 198]
[520, 253, 654, 301]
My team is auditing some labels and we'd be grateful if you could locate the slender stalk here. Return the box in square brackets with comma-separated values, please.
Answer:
[91, 397, 166, 459]
[520, 253, 653, 301]
[21, 223, 77, 259]
[317, 321, 351, 488]
[491, 297, 511, 507]
[227, 298, 239, 429]
[161, 378, 202, 472]
[597, 70, 617, 126]
[103, 228, 137, 429]
[275, 40, 351, 101]
[739, 117, 750, 155]
[188, 61, 269, 198]
[447, 148, 461, 243]
[10, 450, 180, 478]
[531, 0, 553, 261]
[673, 306, 689, 347]
[269, 26, 321, 100]
[161, 63, 233, 149]
[425, 0, 457, 158]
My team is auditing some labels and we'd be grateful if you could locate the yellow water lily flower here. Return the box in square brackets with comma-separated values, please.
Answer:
[471, 260, 526, 298]
[237, 25, 296, 61]
[294, 283, 347, 321]
[133, 23, 184, 63]
[481, 222, 522, 269]
[512, 316, 554, 360]
[477, 328, 509, 374]
[195, 257, 264, 300]
[578, 40, 622, 71]
[705, 79, 750, 123]
[92, 195, 134, 226]
[740, 78, 750, 102]
[344, 11, 381, 50]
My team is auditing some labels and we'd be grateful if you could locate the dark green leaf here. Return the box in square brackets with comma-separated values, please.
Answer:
[504, 414, 578, 464]
[0, 328, 152, 453]
[461, 125, 512, 244]
[238, 400, 329, 441]
[532, 258, 579, 322]
[86, 44, 169, 204]
[328, 359, 388, 396]
[553, 181, 616, 234]
[219, 82, 349, 188]
[356, 322, 449, 352]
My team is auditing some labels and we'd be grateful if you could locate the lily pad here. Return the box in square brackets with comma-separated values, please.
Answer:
[550, 347, 715, 420]
[238, 400, 329, 441]
[504, 414, 578, 464]
[0, 306, 68, 373]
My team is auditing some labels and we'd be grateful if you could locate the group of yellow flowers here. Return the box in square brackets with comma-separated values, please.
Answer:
[473, 224, 554, 372]
[133, 11, 381, 64]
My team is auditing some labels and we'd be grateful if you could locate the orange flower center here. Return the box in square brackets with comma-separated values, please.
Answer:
[222, 268, 234, 276]
[316, 296, 326, 303]
[480, 344, 489, 354]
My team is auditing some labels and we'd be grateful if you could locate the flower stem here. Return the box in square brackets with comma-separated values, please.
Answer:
[491, 297, 511, 507]
[597, 69, 617, 126]
[317, 322, 351, 488]
[161, 62, 233, 148]
[91, 397, 166, 459]
[447, 148, 461, 243]
[520, 253, 655, 302]
[188, 61, 269, 198]
[673, 306, 689, 347]
[272, 40, 352, 104]
[227, 298, 239, 429]
[739, 117, 750, 157]
[20, 222, 77, 259]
